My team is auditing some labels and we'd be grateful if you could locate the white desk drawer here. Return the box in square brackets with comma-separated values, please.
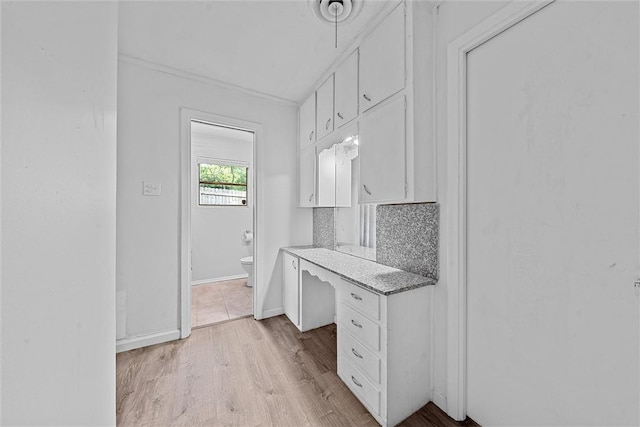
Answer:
[339, 356, 381, 416]
[339, 303, 380, 351]
[339, 327, 381, 384]
[339, 278, 380, 321]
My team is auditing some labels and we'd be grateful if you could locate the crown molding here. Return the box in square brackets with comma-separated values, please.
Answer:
[117, 53, 299, 108]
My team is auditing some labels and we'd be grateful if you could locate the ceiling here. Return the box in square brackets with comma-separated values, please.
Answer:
[118, 0, 389, 104]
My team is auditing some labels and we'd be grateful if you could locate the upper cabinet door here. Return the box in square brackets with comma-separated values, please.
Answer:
[359, 3, 405, 112]
[316, 74, 335, 140]
[317, 145, 336, 207]
[359, 96, 406, 204]
[299, 145, 316, 207]
[299, 93, 316, 150]
[335, 50, 359, 128]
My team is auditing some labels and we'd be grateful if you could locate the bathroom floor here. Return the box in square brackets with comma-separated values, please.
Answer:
[191, 278, 253, 328]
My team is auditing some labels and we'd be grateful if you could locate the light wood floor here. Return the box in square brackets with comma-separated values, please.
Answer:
[191, 279, 253, 328]
[117, 315, 477, 427]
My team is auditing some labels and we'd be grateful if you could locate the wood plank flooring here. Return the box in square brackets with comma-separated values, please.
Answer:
[117, 315, 477, 427]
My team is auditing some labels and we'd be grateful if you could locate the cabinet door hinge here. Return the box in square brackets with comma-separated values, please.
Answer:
[404, 97, 407, 110]
[404, 182, 408, 197]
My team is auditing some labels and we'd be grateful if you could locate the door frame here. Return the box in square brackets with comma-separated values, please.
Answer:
[445, 0, 554, 420]
[179, 108, 263, 339]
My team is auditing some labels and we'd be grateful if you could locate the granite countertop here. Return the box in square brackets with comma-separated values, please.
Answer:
[281, 246, 436, 296]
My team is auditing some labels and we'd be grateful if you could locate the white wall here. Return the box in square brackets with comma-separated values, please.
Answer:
[1, 2, 118, 425]
[431, 0, 509, 409]
[191, 122, 253, 282]
[116, 59, 311, 343]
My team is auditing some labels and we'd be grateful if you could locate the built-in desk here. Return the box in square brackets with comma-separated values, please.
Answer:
[281, 246, 437, 427]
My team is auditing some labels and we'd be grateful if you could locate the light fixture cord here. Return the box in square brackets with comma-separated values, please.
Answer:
[335, 6, 338, 48]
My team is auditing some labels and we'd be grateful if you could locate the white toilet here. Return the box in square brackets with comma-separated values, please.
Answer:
[240, 256, 254, 287]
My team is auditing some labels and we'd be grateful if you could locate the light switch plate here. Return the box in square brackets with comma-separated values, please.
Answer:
[143, 182, 162, 196]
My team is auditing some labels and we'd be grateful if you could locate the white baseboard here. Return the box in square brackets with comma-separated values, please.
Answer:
[192, 274, 248, 286]
[432, 389, 447, 412]
[261, 307, 285, 319]
[116, 329, 181, 353]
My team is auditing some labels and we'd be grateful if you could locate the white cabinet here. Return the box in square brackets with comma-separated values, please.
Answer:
[336, 278, 431, 427]
[335, 50, 359, 128]
[359, 95, 406, 203]
[334, 143, 352, 207]
[283, 252, 300, 327]
[316, 74, 334, 140]
[297, 0, 436, 206]
[359, 2, 405, 112]
[299, 93, 316, 150]
[282, 252, 432, 427]
[317, 144, 336, 207]
[299, 145, 316, 207]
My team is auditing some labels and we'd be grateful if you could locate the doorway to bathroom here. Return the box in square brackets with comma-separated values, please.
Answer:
[180, 110, 258, 335]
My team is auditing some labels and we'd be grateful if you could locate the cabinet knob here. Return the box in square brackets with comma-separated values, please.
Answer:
[363, 184, 372, 195]
[351, 348, 363, 359]
[308, 193, 314, 202]
[350, 292, 362, 301]
[363, 94, 372, 102]
[337, 112, 344, 120]
[325, 118, 331, 130]
[351, 319, 362, 328]
[292, 260, 297, 270]
[309, 130, 314, 141]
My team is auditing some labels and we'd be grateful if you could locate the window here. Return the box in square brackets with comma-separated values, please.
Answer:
[199, 162, 248, 206]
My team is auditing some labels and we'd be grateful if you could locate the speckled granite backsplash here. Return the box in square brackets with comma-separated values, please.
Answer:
[376, 203, 439, 279]
[313, 208, 335, 249]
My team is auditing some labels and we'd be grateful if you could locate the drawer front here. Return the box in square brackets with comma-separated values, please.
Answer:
[339, 327, 381, 384]
[339, 278, 380, 320]
[339, 303, 380, 351]
[338, 356, 381, 415]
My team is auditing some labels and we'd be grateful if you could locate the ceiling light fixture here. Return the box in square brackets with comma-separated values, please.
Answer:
[308, 0, 363, 48]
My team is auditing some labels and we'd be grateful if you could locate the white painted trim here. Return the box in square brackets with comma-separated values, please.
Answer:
[445, 0, 554, 421]
[0, 4, 3, 423]
[118, 53, 298, 107]
[180, 108, 262, 338]
[191, 274, 248, 286]
[432, 389, 447, 412]
[429, 1, 439, 410]
[116, 329, 180, 353]
[261, 307, 285, 319]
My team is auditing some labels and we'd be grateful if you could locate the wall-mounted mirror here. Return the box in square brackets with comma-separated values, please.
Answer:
[334, 134, 377, 262]
[316, 120, 357, 208]
[315, 120, 376, 261]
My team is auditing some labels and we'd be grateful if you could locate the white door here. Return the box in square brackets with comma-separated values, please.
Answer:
[316, 75, 334, 140]
[299, 145, 316, 207]
[335, 49, 358, 127]
[299, 93, 316, 150]
[465, 1, 639, 425]
[359, 95, 406, 204]
[283, 252, 299, 327]
[359, 2, 404, 112]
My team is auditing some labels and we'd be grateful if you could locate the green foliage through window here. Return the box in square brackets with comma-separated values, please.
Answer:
[199, 163, 248, 206]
